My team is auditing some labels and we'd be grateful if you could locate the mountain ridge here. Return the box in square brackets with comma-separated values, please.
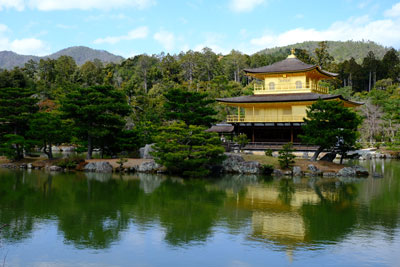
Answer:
[0, 46, 124, 69]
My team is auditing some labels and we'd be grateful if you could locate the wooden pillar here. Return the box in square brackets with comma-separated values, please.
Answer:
[252, 123, 255, 142]
[290, 124, 294, 143]
[237, 107, 240, 121]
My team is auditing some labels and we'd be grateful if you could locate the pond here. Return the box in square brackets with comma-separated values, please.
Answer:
[0, 159, 399, 266]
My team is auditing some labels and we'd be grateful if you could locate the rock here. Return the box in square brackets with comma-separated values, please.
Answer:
[0, 163, 17, 169]
[60, 146, 75, 152]
[84, 161, 113, 173]
[292, 166, 302, 176]
[221, 153, 245, 172]
[320, 152, 337, 162]
[302, 152, 310, 159]
[273, 169, 284, 176]
[49, 165, 63, 172]
[337, 165, 369, 177]
[283, 170, 292, 176]
[308, 164, 319, 172]
[51, 146, 61, 152]
[19, 163, 27, 169]
[238, 161, 260, 174]
[323, 172, 337, 178]
[137, 160, 160, 173]
[139, 144, 155, 159]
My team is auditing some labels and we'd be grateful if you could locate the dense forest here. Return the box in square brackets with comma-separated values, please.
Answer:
[0, 41, 400, 162]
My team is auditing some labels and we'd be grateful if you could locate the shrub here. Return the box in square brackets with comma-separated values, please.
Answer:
[260, 164, 274, 175]
[265, 149, 273, 157]
[278, 142, 295, 169]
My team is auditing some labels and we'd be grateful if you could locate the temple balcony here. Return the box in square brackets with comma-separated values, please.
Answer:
[253, 83, 329, 95]
[226, 114, 304, 123]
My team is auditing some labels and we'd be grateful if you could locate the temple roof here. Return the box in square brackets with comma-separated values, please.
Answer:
[244, 57, 338, 77]
[205, 124, 234, 133]
[216, 93, 362, 106]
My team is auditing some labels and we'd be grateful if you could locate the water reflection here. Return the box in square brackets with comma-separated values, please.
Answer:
[0, 162, 400, 265]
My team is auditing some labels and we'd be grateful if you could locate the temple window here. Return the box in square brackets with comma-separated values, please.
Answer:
[269, 82, 275, 90]
[295, 81, 302, 89]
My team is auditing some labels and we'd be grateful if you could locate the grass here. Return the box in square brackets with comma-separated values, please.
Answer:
[242, 153, 344, 172]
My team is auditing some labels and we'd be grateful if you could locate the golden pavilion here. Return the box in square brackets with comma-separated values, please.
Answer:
[216, 49, 361, 143]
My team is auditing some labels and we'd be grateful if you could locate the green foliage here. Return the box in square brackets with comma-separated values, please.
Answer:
[265, 149, 273, 157]
[60, 85, 131, 159]
[152, 121, 226, 177]
[0, 134, 30, 161]
[234, 133, 249, 151]
[55, 154, 85, 169]
[260, 164, 274, 175]
[301, 99, 362, 160]
[28, 112, 68, 159]
[163, 87, 217, 126]
[278, 142, 295, 169]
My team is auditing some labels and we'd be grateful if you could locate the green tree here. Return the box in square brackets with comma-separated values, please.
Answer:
[315, 41, 334, 69]
[60, 85, 131, 159]
[152, 121, 225, 177]
[301, 99, 362, 161]
[278, 142, 295, 169]
[0, 87, 38, 160]
[163, 87, 217, 126]
[233, 133, 249, 152]
[28, 112, 67, 159]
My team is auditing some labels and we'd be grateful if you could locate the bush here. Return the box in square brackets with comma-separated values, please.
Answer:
[278, 143, 295, 169]
[265, 149, 273, 157]
[234, 134, 249, 152]
[55, 154, 85, 169]
[260, 164, 274, 175]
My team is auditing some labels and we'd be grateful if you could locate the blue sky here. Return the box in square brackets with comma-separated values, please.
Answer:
[1, 0, 400, 57]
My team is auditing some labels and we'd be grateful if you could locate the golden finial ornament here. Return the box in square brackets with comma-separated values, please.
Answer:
[287, 48, 296, 58]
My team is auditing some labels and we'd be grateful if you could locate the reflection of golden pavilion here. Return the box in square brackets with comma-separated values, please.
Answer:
[216, 50, 361, 143]
[227, 182, 321, 246]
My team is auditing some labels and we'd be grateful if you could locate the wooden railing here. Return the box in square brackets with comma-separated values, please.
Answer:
[254, 83, 329, 94]
[226, 114, 304, 123]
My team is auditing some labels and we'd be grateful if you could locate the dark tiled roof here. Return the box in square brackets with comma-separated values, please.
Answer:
[217, 93, 362, 105]
[244, 57, 337, 77]
[205, 124, 234, 133]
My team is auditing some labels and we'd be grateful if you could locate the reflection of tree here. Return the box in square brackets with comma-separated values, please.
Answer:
[301, 181, 358, 242]
[278, 179, 295, 206]
[0, 170, 227, 249]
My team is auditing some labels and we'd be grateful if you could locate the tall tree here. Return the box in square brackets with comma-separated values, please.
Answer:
[301, 99, 362, 161]
[163, 87, 217, 126]
[315, 41, 334, 69]
[0, 87, 38, 160]
[60, 85, 131, 159]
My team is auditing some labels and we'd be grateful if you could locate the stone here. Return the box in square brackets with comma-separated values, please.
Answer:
[302, 152, 309, 159]
[19, 163, 27, 169]
[292, 166, 302, 176]
[27, 163, 33, 169]
[323, 172, 337, 178]
[139, 144, 155, 159]
[337, 165, 369, 177]
[308, 164, 319, 172]
[137, 160, 160, 173]
[84, 161, 113, 173]
[273, 169, 284, 176]
[283, 170, 292, 176]
[60, 146, 75, 152]
[221, 153, 245, 173]
[238, 161, 260, 174]
[0, 163, 17, 169]
[49, 165, 63, 172]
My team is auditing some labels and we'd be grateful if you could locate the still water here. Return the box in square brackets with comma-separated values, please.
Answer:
[0, 159, 399, 266]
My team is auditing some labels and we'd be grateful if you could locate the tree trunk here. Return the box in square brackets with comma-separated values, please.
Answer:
[368, 71, 372, 92]
[311, 146, 324, 161]
[87, 136, 93, 160]
[48, 142, 53, 159]
[340, 154, 344, 164]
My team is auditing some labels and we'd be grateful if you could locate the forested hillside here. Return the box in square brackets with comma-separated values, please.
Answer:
[256, 40, 389, 63]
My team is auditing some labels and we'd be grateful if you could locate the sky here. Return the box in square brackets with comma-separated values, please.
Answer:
[0, 0, 400, 58]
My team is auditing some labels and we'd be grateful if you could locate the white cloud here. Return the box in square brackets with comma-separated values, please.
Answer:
[0, 37, 49, 55]
[0, 24, 9, 33]
[153, 30, 175, 51]
[94, 26, 149, 44]
[384, 2, 400, 17]
[230, 0, 265, 13]
[0, 0, 155, 11]
[247, 14, 400, 54]
[0, 0, 24, 11]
